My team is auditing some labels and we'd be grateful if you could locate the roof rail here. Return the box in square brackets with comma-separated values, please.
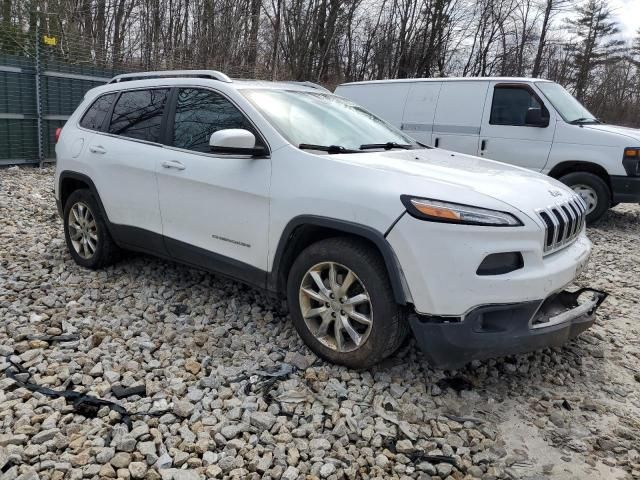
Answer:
[284, 81, 331, 93]
[108, 70, 232, 84]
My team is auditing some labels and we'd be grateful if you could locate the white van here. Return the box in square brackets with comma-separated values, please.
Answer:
[335, 77, 640, 222]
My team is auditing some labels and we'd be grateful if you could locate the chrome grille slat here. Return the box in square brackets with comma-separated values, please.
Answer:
[550, 209, 560, 245]
[536, 195, 586, 255]
[561, 205, 574, 239]
[555, 207, 568, 243]
[568, 200, 581, 236]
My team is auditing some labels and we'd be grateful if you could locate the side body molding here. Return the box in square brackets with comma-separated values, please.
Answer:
[57, 177, 409, 305]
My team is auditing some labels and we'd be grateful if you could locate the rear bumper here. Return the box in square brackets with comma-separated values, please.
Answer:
[409, 288, 607, 369]
[611, 175, 640, 203]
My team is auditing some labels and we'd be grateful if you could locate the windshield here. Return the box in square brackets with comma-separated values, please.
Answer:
[536, 82, 598, 124]
[241, 89, 419, 151]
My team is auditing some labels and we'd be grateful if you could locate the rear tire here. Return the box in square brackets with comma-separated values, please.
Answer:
[286, 237, 408, 369]
[63, 189, 119, 269]
[558, 172, 610, 224]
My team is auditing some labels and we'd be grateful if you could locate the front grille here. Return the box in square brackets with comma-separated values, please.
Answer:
[536, 196, 587, 255]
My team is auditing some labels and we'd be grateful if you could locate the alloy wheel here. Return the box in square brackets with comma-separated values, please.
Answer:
[571, 184, 598, 214]
[298, 261, 373, 352]
[68, 201, 98, 259]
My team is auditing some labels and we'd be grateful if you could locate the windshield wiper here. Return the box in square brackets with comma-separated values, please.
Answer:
[569, 117, 600, 125]
[299, 143, 359, 154]
[359, 142, 414, 150]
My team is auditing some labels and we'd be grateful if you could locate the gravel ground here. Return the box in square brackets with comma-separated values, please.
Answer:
[1, 166, 639, 480]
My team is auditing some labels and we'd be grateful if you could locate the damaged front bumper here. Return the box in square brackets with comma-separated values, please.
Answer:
[409, 288, 608, 369]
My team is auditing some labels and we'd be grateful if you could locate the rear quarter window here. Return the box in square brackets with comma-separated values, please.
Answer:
[108, 89, 170, 143]
[79, 93, 116, 131]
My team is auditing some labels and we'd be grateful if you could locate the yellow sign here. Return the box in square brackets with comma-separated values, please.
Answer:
[43, 35, 57, 46]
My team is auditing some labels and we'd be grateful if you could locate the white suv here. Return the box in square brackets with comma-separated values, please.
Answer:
[54, 70, 606, 369]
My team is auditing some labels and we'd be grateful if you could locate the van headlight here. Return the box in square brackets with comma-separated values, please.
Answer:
[623, 147, 640, 176]
[401, 195, 523, 226]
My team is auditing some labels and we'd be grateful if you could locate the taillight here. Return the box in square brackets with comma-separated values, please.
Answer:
[55, 127, 62, 143]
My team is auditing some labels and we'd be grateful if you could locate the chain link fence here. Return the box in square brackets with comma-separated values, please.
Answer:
[0, 23, 124, 166]
[0, 16, 265, 167]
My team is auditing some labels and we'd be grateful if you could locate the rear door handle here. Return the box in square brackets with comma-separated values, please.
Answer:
[89, 145, 106, 154]
[434, 137, 439, 148]
[161, 160, 186, 170]
[480, 139, 487, 151]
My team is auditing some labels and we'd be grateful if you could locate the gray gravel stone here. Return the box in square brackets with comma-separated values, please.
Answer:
[282, 466, 300, 480]
[30, 429, 59, 444]
[1, 168, 638, 480]
[320, 463, 336, 478]
[248, 411, 277, 430]
[110, 452, 132, 469]
[309, 438, 331, 451]
[96, 447, 115, 464]
[172, 400, 195, 418]
[129, 461, 147, 479]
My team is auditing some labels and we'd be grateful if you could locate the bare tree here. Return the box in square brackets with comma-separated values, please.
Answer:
[2, 0, 639, 125]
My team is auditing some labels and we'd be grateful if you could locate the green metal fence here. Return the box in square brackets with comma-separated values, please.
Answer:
[0, 52, 120, 166]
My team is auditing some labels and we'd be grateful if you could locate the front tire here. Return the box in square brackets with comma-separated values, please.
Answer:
[287, 237, 408, 369]
[559, 172, 610, 224]
[63, 189, 119, 269]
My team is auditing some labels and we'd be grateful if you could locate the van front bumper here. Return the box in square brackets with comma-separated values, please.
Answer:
[409, 288, 607, 369]
[611, 175, 640, 203]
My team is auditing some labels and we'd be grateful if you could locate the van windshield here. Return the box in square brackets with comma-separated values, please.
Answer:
[241, 88, 419, 152]
[536, 82, 599, 124]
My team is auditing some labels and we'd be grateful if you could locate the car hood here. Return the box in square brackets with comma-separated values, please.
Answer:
[333, 147, 577, 217]
[579, 123, 640, 142]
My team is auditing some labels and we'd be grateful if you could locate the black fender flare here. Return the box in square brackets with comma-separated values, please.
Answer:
[268, 215, 409, 305]
[58, 171, 111, 224]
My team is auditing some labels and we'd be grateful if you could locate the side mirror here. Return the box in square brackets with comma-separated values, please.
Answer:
[525, 107, 549, 127]
[210, 129, 266, 156]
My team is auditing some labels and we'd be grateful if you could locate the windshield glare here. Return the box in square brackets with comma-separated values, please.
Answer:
[536, 82, 597, 123]
[241, 89, 417, 151]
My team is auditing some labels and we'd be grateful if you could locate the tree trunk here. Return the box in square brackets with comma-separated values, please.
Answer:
[532, 0, 552, 77]
[248, 0, 261, 71]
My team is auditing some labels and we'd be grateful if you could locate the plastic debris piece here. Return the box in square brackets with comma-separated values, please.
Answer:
[1, 357, 168, 429]
[112, 384, 146, 399]
[443, 413, 485, 424]
[436, 376, 473, 392]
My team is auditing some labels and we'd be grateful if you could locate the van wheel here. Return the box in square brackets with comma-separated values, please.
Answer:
[287, 237, 408, 369]
[63, 189, 119, 269]
[559, 172, 610, 224]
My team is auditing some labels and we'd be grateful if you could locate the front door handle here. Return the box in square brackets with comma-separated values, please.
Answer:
[89, 145, 106, 154]
[161, 160, 186, 171]
[480, 139, 487, 151]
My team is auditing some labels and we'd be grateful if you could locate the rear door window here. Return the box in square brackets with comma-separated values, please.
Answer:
[172, 88, 257, 153]
[79, 93, 116, 131]
[108, 89, 170, 142]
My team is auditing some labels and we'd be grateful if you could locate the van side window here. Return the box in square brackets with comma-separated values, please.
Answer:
[173, 88, 257, 153]
[108, 89, 170, 142]
[490, 86, 543, 126]
[79, 93, 116, 131]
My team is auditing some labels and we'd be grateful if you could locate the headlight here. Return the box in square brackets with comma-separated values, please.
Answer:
[401, 195, 523, 226]
[623, 147, 640, 176]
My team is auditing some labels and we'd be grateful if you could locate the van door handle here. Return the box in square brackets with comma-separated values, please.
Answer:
[480, 139, 487, 151]
[434, 137, 439, 148]
[161, 160, 186, 170]
[89, 145, 106, 154]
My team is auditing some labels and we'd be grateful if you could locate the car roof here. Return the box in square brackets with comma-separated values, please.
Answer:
[338, 77, 554, 87]
[85, 71, 329, 99]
